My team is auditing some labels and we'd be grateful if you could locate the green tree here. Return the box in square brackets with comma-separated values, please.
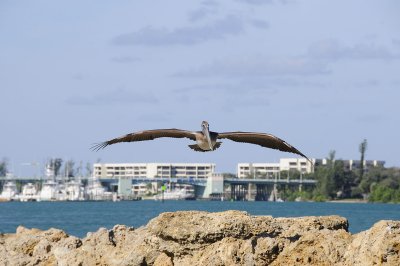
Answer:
[54, 158, 63, 177]
[359, 139, 368, 182]
[328, 150, 336, 167]
[313, 165, 333, 200]
[85, 162, 93, 177]
[63, 160, 75, 178]
[222, 173, 236, 179]
[366, 167, 400, 202]
[0, 158, 8, 176]
[48, 158, 63, 177]
[288, 169, 301, 180]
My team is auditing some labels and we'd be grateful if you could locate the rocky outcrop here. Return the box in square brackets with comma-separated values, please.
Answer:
[1, 210, 399, 265]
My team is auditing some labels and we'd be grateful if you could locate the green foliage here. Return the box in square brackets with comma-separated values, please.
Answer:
[47, 158, 63, 177]
[369, 185, 397, 203]
[313, 165, 334, 199]
[63, 160, 75, 178]
[359, 139, 368, 181]
[366, 167, 400, 202]
[350, 186, 363, 198]
[222, 173, 236, 179]
[0, 158, 8, 176]
[312, 194, 327, 202]
[288, 169, 301, 180]
[85, 162, 92, 177]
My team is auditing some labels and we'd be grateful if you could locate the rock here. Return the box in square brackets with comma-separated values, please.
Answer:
[154, 252, 174, 266]
[0, 211, 399, 265]
[343, 220, 400, 265]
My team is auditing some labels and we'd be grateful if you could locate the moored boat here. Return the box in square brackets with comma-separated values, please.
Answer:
[19, 183, 39, 202]
[0, 181, 18, 201]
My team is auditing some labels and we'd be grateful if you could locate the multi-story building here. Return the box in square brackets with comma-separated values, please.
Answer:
[237, 158, 314, 179]
[343, 160, 385, 171]
[93, 163, 216, 179]
[237, 158, 385, 179]
[314, 159, 385, 171]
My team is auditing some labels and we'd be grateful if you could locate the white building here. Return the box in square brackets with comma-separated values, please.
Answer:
[93, 163, 216, 179]
[237, 158, 385, 179]
[314, 159, 385, 171]
[237, 158, 316, 179]
[132, 183, 148, 196]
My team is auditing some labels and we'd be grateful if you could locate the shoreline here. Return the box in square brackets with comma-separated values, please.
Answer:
[328, 199, 368, 203]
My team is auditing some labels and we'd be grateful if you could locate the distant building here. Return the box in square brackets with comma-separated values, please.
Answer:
[93, 163, 216, 179]
[237, 158, 314, 179]
[314, 159, 385, 171]
[237, 158, 385, 179]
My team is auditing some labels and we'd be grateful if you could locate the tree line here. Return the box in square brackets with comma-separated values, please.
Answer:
[286, 139, 400, 203]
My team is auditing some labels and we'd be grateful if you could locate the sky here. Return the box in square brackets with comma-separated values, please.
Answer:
[1, 0, 399, 176]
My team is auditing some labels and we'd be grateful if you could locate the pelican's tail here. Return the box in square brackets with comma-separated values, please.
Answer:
[188, 142, 222, 152]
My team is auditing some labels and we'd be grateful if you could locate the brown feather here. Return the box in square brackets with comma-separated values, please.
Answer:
[217, 132, 310, 162]
[91, 129, 197, 151]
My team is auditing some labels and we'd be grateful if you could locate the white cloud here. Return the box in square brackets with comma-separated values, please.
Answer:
[235, 0, 274, 5]
[174, 56, 329, 77]
[201, 0, 219, 7]
[235, 0, 294, 5]
[308, 39, 400, 60]
[188, 8, 216, 22]
[112, 15, 245, 46]
[249, 19, 269, 29]
[66, 89, 158, 106]
[110, 56, 141, 63]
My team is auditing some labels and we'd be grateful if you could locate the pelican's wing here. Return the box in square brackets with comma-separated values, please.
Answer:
[217, 132, 311, 162]
[91, 129, 197, 151]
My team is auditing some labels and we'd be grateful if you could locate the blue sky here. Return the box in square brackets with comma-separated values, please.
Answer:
[1, 0, 399, 175]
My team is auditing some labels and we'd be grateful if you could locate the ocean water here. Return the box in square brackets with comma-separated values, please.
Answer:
[1, 201, 400, 238]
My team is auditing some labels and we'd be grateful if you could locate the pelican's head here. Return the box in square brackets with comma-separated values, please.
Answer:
[201, 121, 213, 150]
[201, 121, 209, 131]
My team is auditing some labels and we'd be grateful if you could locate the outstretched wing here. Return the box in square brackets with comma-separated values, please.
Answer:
[92, 129, 197, 151]
[217, 132, 311, 162]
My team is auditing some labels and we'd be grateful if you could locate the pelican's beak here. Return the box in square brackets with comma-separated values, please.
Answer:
[207, 132, 213, 151]
[203, 124, 213, 150]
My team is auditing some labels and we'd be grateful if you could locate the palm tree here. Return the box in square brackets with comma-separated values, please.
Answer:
[359, 139, 368, 182]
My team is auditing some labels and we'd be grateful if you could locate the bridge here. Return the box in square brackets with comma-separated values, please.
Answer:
[224, 177, 316, 201]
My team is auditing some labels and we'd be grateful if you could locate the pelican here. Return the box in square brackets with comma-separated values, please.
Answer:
[91, 121, 310, 162]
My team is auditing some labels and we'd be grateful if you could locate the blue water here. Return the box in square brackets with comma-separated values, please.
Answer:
[1, 201, 400, 238]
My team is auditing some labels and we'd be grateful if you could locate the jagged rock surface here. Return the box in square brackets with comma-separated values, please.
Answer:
[1, 210, 399, 265]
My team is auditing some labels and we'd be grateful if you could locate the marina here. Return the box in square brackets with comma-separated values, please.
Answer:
[0, 174, 316, 202]
[0, 159, 318, 202]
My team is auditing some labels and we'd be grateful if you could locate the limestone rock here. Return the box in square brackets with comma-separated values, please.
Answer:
[344, 220, 400, 265]
[0, 211, 399, 265]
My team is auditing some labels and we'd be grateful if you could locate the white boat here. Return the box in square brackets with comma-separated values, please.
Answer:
[85, 177, 111, 200]
[38, 180, 59, 201]
[65, 180, 85, 201]
[56, 182, 68, 201]
[0, 181, 18, 201]
[19, 183, 39, 202]
[154, 188, 195, 200]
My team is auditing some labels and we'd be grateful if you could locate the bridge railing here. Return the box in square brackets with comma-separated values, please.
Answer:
[225, 178, 317, 185]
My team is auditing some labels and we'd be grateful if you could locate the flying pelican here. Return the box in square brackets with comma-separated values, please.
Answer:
[92, 121, 310, 161]
[92, 121, 311, 162]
